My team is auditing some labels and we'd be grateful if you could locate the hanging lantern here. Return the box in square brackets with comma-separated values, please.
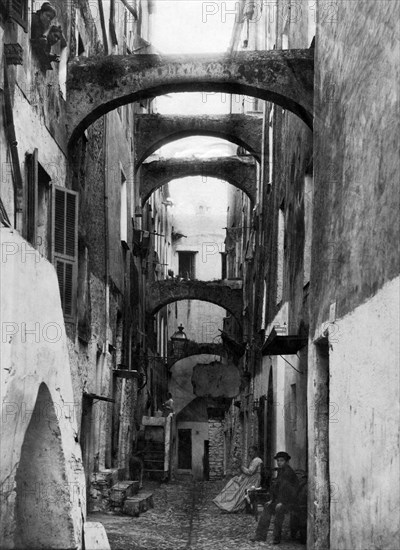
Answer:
[170, 324, 188, 358]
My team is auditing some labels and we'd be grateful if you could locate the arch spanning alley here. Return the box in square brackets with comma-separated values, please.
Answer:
[141, 156, 256, 204]
[167, 343, 224, 369]
[135, 114, 263, 168]
[67, 50, 314, 144]
[146, 279, 243, 328]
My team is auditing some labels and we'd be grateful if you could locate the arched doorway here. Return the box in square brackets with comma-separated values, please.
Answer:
[15, 383, 76, 549]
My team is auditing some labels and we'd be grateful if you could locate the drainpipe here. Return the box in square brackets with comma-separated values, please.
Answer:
[119, 0, 138, 20]
[97, 0, 109, 55]
[101, 114, 111, 469]
[103, 114, 110, 357]
[3, 60, 23, 231]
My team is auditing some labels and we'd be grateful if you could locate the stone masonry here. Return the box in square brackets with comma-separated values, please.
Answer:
[208, 420, 225, 480]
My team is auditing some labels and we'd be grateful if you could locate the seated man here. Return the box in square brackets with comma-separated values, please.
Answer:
[251, 451, 299, 545]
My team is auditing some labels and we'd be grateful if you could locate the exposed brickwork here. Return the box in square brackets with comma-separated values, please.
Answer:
[208, 420, 225, 480]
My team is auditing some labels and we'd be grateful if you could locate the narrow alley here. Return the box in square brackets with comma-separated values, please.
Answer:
[90, 480, 300, 550]
[1, 1, 399, 550]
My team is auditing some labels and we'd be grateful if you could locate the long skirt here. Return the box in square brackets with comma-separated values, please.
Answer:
[213, 474, 260, 513]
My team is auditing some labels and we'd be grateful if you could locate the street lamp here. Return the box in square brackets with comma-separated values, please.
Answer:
[170, 324, 188, 358]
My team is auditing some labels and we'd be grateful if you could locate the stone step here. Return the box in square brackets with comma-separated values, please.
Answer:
[122, 492, 154, 517]
[84, 522, 111, 550]
[110, 480, 140, 505]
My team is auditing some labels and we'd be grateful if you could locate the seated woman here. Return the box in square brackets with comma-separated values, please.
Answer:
[213, 446, 263, 513]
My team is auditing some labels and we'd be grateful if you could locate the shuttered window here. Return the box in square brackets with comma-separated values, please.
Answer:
[52, 186, 78, 322]
[26, 149, 38, 246]
[1, 1, 28, 31]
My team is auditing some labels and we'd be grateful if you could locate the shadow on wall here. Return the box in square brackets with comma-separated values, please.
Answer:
[15, 383, 77, 549]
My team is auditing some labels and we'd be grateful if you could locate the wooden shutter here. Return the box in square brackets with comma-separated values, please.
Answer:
[26, 149, 38, 246]
[7, 0, 28, 32]
[52, 186, 79, 321]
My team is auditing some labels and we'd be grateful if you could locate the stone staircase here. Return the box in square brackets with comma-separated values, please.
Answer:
[90, 469, 154, 517]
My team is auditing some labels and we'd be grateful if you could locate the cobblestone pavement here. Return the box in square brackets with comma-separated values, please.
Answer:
[90, 480, 304, 550]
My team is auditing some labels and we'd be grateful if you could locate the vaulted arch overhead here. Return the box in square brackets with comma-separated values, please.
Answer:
[146, 279, 243, 328]
[135, 114, 263, 168]
[141, 156, 256, 204]
[67, 50, 314, 145]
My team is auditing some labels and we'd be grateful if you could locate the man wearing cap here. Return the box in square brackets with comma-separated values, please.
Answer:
[251, 451, 299, 544]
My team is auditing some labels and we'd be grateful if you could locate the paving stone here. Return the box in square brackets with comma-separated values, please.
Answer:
[90, 480, 304, 550]
[83, 522, 111, 550]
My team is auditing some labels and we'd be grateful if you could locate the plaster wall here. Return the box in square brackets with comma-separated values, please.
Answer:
[0, 228, 85, 549]
[170, 354, 228, 416]
[325, 277, 399, 550]
[13, 83, 67, 165]
[192, 362, 241, 399]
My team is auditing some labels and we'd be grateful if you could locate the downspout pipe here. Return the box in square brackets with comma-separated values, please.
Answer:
[97, 0, 109, 54]
[2, 60, 23, 230]
[119, 0, 138, 20]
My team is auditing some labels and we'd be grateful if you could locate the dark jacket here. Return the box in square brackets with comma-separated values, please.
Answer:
[271, 463, 299, 507]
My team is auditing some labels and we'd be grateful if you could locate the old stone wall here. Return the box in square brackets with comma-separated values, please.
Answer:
[208, 419, 225, 480]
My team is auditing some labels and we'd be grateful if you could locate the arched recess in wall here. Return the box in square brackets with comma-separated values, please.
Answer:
[137, 131, 260, 169]
[14, 383, 76, 549]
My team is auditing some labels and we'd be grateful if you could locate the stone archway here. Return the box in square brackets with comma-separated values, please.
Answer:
[67, 50, 314, 144]
[14, 383, 77, 549]
[135, 114, 263, 168]
[146, 279, 243, 328]
[141, 157, 256, 204]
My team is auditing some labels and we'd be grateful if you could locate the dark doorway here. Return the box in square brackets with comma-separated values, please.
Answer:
[80, 394, 93, 502]
[257, 395, 266, 462]
[203, 440, 210, 480]
[265, 370, 274, 471]
[178, 429, 192, 469]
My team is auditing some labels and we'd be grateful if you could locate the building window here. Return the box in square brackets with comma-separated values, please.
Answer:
[1, 0, 28, 31]
[26, 150, 51, 257]
[178, 251, 196, 279]
[120, 171, 128, 248]
[220, 252, 227, 280]
[52, 186, 79, 321]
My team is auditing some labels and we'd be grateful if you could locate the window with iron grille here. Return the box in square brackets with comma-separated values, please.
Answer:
[0, 0, 28, 31]
[52, 186, 79, 322]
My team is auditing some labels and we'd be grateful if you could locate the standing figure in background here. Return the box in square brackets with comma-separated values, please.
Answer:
[213, 446, 263, 513]
[162, 392, 174, 417]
